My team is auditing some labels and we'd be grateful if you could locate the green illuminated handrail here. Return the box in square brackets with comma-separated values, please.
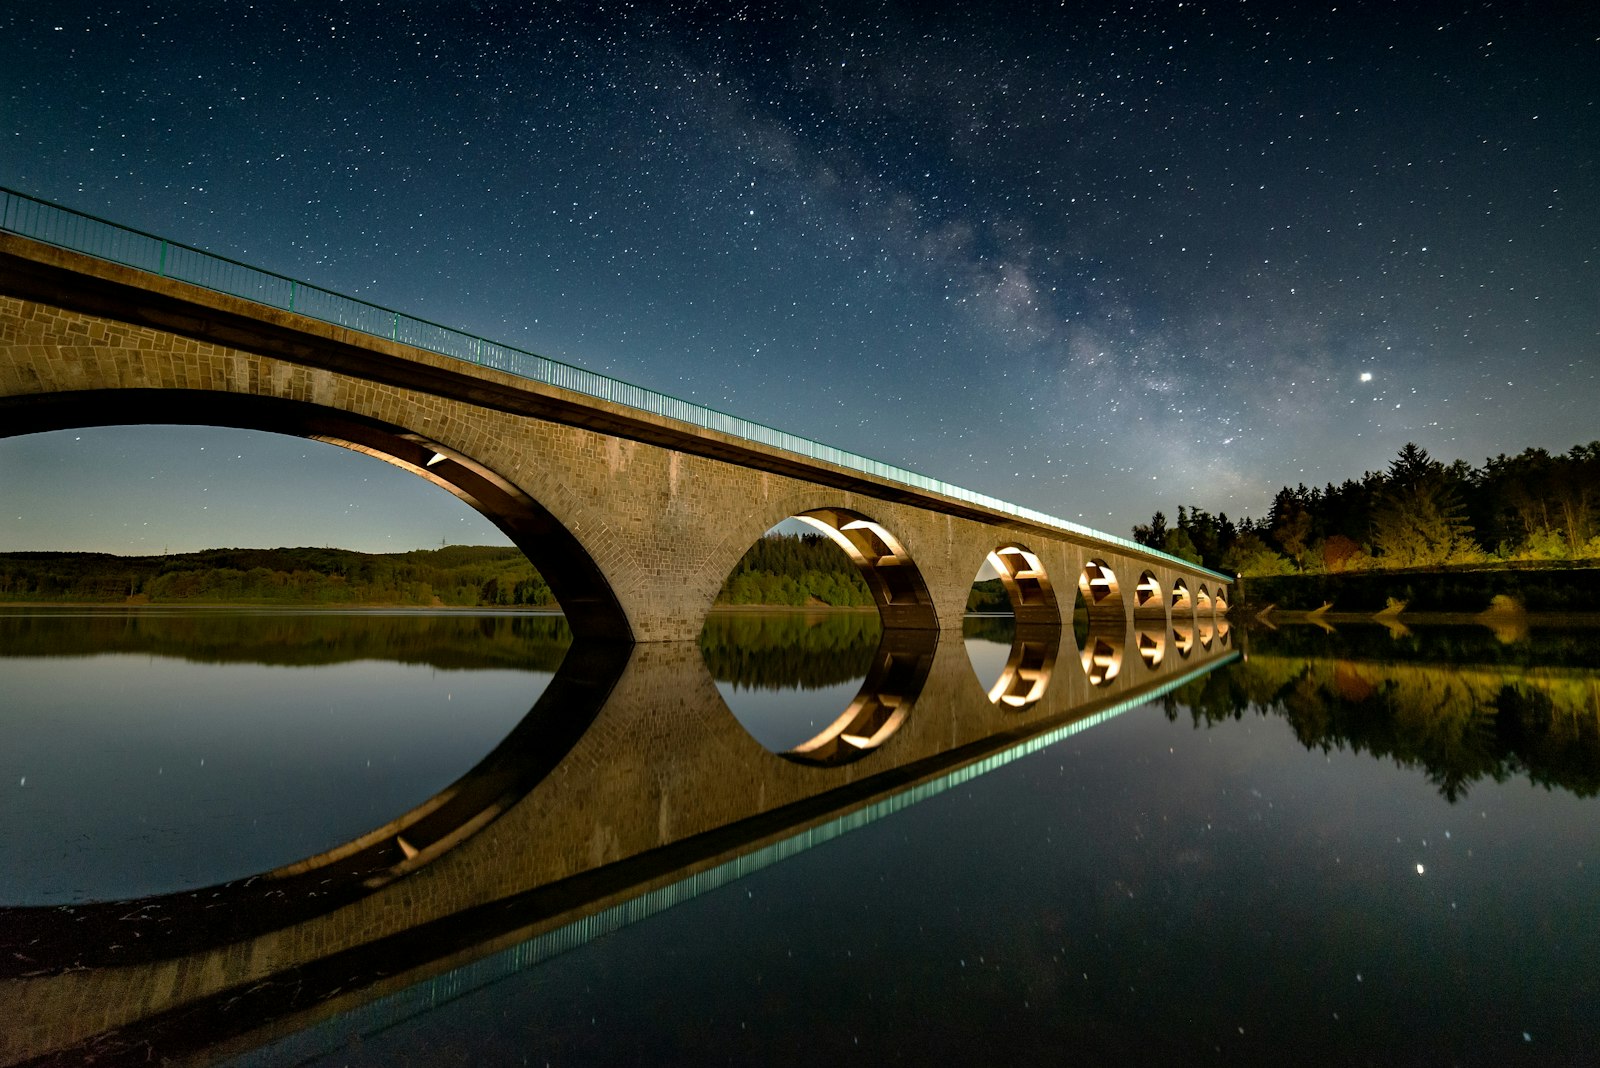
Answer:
[0, 187, 1232, 582]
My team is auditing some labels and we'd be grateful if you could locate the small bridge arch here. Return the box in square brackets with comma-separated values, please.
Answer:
[984, 542, 1062, 626]
[1078, 558, 1124, 618]
[791, 508, 938, 630]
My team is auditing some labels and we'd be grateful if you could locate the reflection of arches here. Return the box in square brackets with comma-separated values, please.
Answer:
[0, 389, 632, 640]
[986, 544, 1061, 625]
[1198, 616, 1215, 649]
[1078, 559, 1124, 618]
[1172, 622, 1195, 659]
[1216, 617, 1232, 647]
[0, 639, 632, 974]
[793, 508, 938, 630]
[984, 625, 1062, 710]
[784, 629, 936, 765]
[1134, 570, 1165, 618]
[1136, 626, 1165, 669]
[1080, 634, 1123, 686]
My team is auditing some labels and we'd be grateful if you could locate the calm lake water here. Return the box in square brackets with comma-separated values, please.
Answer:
[2, 607, 1598, 1066]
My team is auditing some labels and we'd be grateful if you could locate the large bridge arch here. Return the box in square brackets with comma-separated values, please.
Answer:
[0, 388, 634, 640]
[697, 492, 946, 631]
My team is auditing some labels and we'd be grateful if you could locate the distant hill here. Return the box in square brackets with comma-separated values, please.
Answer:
[0, 545, 553, 607]
[2, 531, 997, 610]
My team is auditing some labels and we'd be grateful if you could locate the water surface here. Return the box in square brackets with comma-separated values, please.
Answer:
[4, 610, 1598, 1066]
[1, 608, 569, 903]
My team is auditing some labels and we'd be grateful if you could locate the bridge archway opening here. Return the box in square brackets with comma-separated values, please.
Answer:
[0, 390, 632, 640]
[785, 509, 938, 630]
[711, 510, 934, 628]
[1196, 586, 1214, 620]
[1134, 570, 1165, 619]
[1171, 579, 1193, 619]
[1078, 558, 1123, 617]
[969, 543, 1060, 622]
[1072, 564, 1124, 687]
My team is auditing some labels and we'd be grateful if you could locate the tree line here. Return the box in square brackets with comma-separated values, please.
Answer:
[1132, 441, 1600, 576]
[0, 545, 556, 607]
[1, 534, 876, 609]
[715, 532, 873, 607]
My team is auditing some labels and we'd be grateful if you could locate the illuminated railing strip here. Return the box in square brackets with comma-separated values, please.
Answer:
[0, 187, 1232, 582]
[221, 652, 1238, 1067]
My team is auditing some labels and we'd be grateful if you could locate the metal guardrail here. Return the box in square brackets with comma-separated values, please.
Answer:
[0, 186, 1232, 582]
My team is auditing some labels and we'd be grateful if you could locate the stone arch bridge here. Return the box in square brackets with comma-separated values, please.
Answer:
[0, 195, 1231, 641]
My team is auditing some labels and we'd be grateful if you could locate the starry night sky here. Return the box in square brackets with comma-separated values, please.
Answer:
[3, 1, 1597, 554]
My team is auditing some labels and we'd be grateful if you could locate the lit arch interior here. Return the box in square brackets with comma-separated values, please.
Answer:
[1171, 579, 1193, 616]
[792, 508, 938, 630]
[1078, 559, 1123, 616]
[1134, 570, 1165, 618]
[983, 543, 1061, 625]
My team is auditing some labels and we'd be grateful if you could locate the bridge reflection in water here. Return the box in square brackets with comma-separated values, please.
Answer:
[0, 619, 1235, 1066]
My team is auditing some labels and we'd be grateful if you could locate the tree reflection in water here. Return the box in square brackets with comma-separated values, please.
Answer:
[1163, 622, 1600, 801]
[698, 609, 881, 689]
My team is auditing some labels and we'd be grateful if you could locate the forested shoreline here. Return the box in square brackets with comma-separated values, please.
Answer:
[0, 533, 877, 609]
[0, 546, 557, 607]
[1134, 441, 1600, 577]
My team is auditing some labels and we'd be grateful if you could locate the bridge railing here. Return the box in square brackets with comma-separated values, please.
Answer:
[0, 187, 1231, 582]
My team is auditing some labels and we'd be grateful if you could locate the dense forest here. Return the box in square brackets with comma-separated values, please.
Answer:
[1133, 441, 1600, 576]
[0, 545, 555, 607]
[715, 532, 873, 607]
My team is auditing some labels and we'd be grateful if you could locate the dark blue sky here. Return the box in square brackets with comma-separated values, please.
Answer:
[4, 1, 1597, 553]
